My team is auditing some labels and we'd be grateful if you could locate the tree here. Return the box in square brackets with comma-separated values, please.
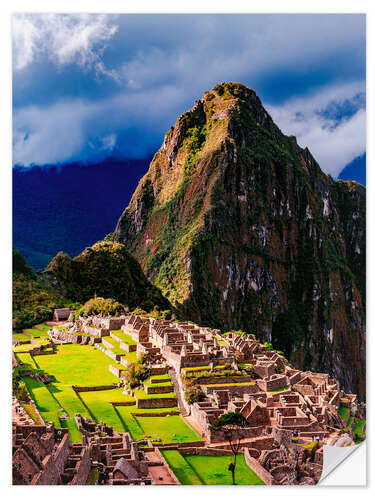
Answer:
[209, 412, 248, 485]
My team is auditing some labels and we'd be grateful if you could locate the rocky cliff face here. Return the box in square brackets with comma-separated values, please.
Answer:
[115, 82, 365, 400]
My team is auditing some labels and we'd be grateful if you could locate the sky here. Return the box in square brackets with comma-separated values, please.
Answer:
[12, 13, 366, 178]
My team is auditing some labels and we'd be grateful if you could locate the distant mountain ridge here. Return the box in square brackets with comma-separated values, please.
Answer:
[115, 82, 366, 400]
[338, 153, 366, 186]
[13, 158, 151, 269]
[12, 151, 364, 271]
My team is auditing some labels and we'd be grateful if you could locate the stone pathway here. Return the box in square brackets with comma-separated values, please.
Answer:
[169, 368, 189, 417]
[145, 451, 179, 485]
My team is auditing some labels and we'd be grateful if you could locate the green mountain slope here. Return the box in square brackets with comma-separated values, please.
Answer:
[44, 241, 173, 315]
[115, 82, 366, 400]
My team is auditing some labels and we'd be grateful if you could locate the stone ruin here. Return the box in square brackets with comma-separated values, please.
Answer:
[14, 313, 365, 486]
[12, 422, 90, 485]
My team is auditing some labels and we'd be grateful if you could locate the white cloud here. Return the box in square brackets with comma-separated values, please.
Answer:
[12, 13, 118, 77]
[13, 100, 91, 165]
[12, 85, 186, 166]
[265, 82, 366, 177]
[100, 134, 117, 152]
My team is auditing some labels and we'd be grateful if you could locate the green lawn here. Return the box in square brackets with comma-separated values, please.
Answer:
[184, 454, 265, 485]
[22, 376, 61, 427]
[34, 324, 52, 330]
[149, 374, 172, 382]
[202, 382, 255, 387]
[16, 344, 190, 446]
[338, 406, 349, 421]
[115, 405, 180, 441]
[20, 345, 120, 441]
[22, 403, 42, 424]
[13, 333, 30, 342]
[133, 388, 176, 400]
[353, 419, 366, 440]
[161, 450, 203, 485]
[34, 344, 118, 386]
[120, 351, 139, 364]
[109, 339, 127, 356]
[24, 328, 45, 337]
[13, 344, 37, 353]
[162, 451, 265, 485]
[111, 330, 137, 345]
[14, 352, 37, 367]
[143, 379, 174, 388]
[135, 415, 201, 443]
[345, 416, 354, 431]
[268, 386, 289, 393]
[79, 391, 130, 433]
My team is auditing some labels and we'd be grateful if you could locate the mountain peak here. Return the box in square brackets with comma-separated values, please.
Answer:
[114, 83, 365, 399]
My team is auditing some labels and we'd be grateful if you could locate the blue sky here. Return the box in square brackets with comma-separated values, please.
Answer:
[12, 13, 366, 177]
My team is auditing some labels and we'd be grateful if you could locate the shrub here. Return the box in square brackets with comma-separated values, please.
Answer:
[185, 386, 205, 404]
[213, 84, 224, 95]
[123, 362, 150, 388]
[13, 379, 29, 402]
[73, 297, 126, 319]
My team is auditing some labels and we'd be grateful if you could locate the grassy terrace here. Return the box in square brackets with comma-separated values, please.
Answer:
[13, 342, 195, 444]
[268, 386, 289, 393]
[353, 419, 366, 441]
[239, 363, 253, 369]
[14, 344, 38, 353]
[34, 323, 52, 330]
[111, 329, 137, 345]
[162, 451, 265, 485]
[143, 379, 173, 388]
[338, 406, 349, 421]
[13, 333, 30, 342]
[120, 351, 139, 364]
[150, 373, 172, 382]
[136, 415, 201, 443]
[15, 344, 119, 442]
[202, 381, 255, 387]
[345, 416, 354, 431]
[78, 389, 135, 432]
[161, 450, 203, 485]
[24, 328, 50, 338]
[181, 365, 226, 373]
[22, 402, 42, 424]
[14, 352, 36, 367]
[133, 388, 176, 399]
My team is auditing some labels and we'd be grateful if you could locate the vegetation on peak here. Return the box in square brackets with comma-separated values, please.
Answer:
[13, 250, 36, 280]
[44, 240, 174, 316]
[12, 249, 77, 331]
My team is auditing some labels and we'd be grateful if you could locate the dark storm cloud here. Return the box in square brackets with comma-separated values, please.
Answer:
[12, 13, 365, 175]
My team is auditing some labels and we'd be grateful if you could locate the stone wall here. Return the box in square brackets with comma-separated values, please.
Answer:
[257, 375, 288, 392]
[203, 384, 259, 397]
[144, 384, 174, 395]
[180, 447, 233, 456]
[131, 410, 180, 417]
[72, 384, 117, 392]
[32, 433, 71, 485]
[208, 426, 264, 444]
[70, 447, 91, 485]
[191, 375, 253, 385]
[109, 364, 125, 378]
[244, 448, 276, 485]
[136, 397, 178, 409]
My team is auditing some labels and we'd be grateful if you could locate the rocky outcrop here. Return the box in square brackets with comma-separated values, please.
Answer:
[115, 82, 365, 400]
